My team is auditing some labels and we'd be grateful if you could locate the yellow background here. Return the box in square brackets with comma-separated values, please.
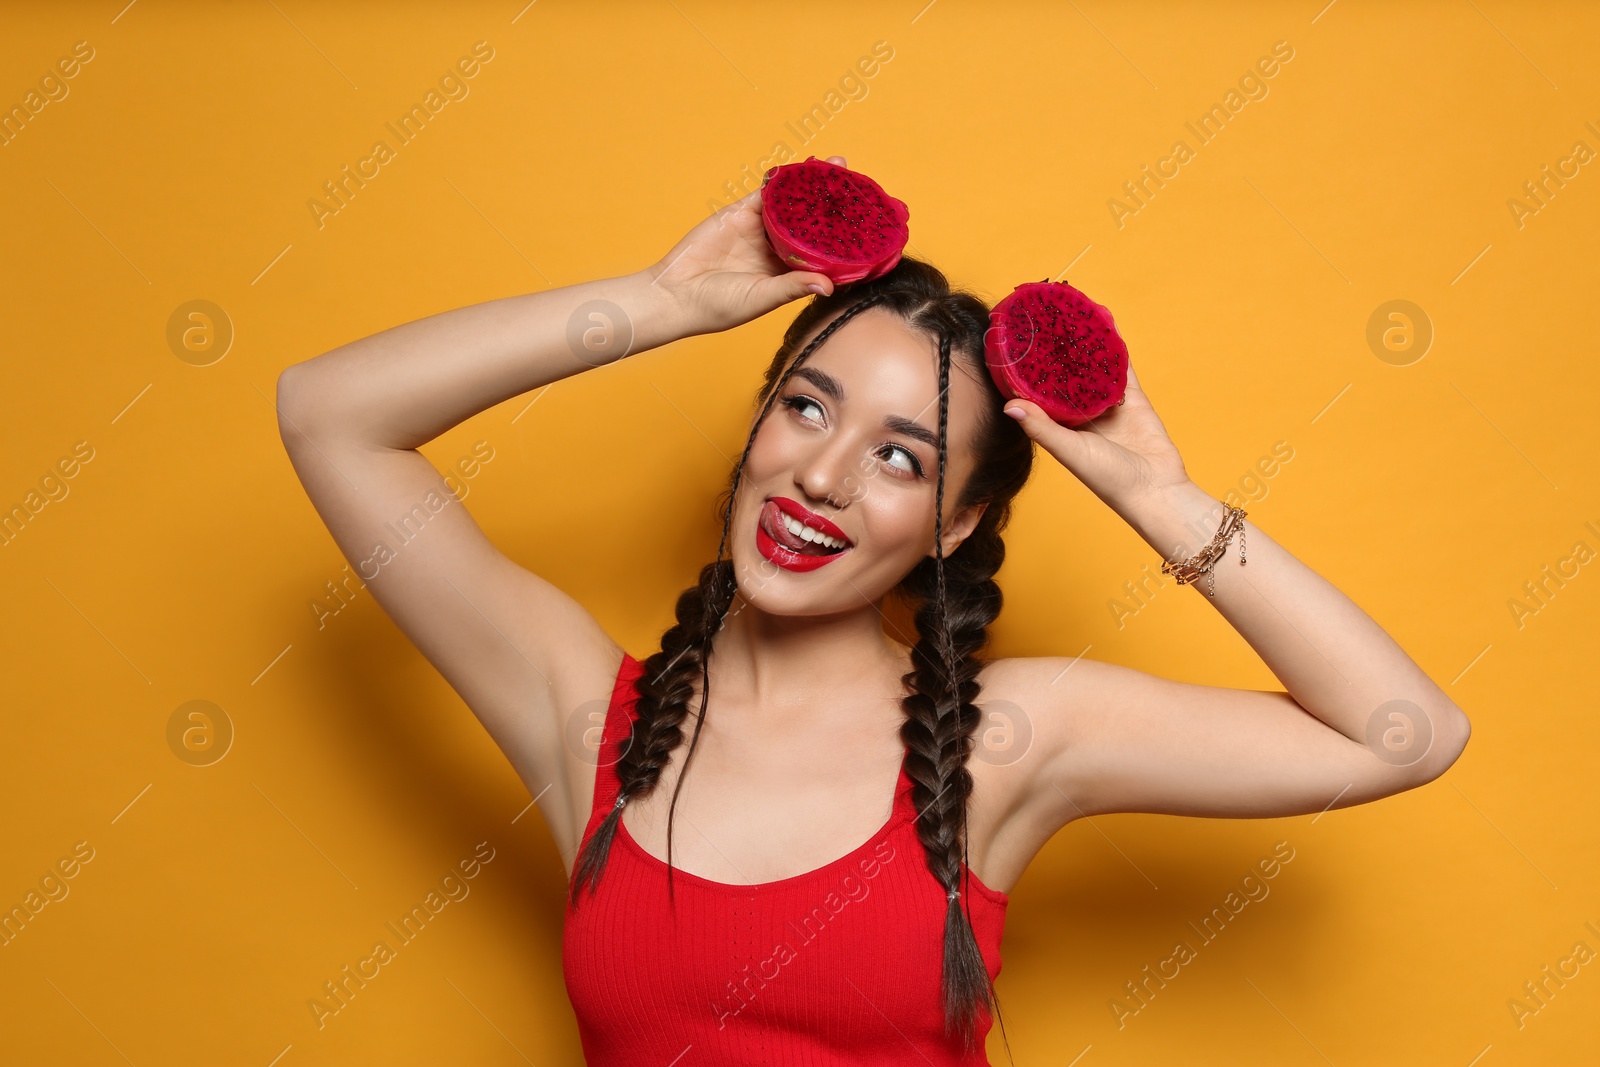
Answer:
[3, 1, 1596, 1064]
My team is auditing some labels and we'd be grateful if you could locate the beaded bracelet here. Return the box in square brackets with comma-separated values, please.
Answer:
[1159, 504, 1248, 598]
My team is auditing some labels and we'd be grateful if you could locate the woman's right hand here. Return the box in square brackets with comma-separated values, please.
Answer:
[647, 155, 848, 337]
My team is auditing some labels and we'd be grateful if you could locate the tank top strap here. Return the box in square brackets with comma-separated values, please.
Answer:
[583, 650, 646, 847]
[891, 746, 918, 824]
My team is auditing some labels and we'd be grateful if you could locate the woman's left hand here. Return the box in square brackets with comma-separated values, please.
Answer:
[1001, 361, 1193, 513]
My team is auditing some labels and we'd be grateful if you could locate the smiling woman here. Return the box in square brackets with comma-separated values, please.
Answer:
[560, 256, 1036, 1059]
[275, 153, 1470, 1067]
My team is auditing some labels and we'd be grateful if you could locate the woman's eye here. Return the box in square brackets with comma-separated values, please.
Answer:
[880, 445, 923, 477]
[783, 395, 824, 422]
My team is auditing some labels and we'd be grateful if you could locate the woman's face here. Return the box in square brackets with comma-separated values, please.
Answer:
[729, 307, 991, 617]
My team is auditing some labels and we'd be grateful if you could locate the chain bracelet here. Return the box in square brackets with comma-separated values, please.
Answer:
[1158, 503, 1248, 597]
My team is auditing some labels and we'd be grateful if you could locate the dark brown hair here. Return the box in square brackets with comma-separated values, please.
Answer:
[568, 256, 1034, 1055]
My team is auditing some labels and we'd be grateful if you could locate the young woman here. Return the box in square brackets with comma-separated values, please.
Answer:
[276, 156, 1471, 1065]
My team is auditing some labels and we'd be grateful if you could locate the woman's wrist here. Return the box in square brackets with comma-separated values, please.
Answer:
[582, 268, 700, 358]
[1117, 480, 1233, 563]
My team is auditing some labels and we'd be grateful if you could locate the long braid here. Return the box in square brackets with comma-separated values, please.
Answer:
[564, 558, 718, 909]
[899, 329, 1009, 1056]
[900, 519, 1016, 1060]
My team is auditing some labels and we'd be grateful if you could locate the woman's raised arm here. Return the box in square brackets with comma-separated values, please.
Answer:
[970, 363, 1471, 890]
[273, 182, 838, 865]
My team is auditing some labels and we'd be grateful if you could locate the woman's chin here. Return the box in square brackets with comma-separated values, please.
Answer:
[729, 552, 898, 623]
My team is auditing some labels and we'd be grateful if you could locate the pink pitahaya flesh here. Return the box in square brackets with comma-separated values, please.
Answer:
[760, 156, 910, 286]
[985, 280, 1129, 427]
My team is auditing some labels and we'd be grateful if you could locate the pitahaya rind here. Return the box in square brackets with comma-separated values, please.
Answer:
[759, 156, 910, 286]
[985, 279, 1129, 427]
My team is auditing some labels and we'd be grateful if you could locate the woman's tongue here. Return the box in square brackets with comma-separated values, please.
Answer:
[763, 501, 837, 555]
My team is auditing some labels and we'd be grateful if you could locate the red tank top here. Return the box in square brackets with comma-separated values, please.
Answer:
[562, 652, 1009, 1065]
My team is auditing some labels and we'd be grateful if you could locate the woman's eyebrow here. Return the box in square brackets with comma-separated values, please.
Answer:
[792, 365, 845, 402]
[791, 366, 939, 448]
[884, 414, 939, 448]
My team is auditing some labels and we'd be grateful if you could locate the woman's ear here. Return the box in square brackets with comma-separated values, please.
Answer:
[928, 501, 989, 558]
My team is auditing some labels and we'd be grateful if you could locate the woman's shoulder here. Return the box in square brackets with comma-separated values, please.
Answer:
[884, 641, 1109, 709]
[975, 651, 1113, 700]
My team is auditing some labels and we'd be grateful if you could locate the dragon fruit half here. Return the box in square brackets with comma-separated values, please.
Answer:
[984, 280, 1129, 427]
[760, 156, 910, 286]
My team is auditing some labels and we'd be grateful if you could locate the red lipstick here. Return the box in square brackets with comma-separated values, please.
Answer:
[755, 497, 853, 573]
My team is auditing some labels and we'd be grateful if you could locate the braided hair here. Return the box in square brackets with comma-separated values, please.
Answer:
[568, 256, 1035, 1056]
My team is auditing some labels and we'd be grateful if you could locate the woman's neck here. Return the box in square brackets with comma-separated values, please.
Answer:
[705, 593, 911, 719]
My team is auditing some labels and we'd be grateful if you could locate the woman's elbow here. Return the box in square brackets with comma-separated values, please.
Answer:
[275, 363, 323, 444]
[1418, 705, 1471, 783]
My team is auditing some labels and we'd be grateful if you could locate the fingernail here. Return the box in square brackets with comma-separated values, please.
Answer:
[1004, 405, 1025, 419]
[806, 283, 825, 295]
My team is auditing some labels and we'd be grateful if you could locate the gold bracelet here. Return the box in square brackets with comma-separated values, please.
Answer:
[1159, 504, 1248, 597]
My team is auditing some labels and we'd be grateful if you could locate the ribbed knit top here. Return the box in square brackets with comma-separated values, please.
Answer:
[562, 651, 1009, 1065]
